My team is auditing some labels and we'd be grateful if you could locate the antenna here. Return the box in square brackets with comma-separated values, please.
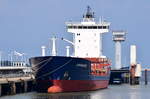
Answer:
[99, 16, 103, 23]
[83, 5, 94, 21]
[87, 6, 91, 14]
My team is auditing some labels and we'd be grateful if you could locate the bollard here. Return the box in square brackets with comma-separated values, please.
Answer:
[145, 69, 148, 85]
[0, 84, 1, 96]
[130, 65, 136, 85]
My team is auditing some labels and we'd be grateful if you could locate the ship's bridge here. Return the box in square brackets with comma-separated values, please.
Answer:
[66, 21, 110, 33]
[66, 22, 110, 29]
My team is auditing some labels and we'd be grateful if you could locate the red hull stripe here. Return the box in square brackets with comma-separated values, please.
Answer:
[37, 80, 109, 93]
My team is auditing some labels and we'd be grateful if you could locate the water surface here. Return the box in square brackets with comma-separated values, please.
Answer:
[1, 84, 150, 99]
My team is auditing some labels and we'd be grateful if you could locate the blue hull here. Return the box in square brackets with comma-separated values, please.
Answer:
[29, 56, 110, 92]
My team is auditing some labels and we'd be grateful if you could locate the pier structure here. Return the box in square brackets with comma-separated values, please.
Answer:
[110, 31, 127, 84]
[110, 45, 142, 85]
[109, 68, 130, 84]
[112, 31, 126, 69]
[0, 61, 32, 78]
[0, 64, 34, 96]
[143, 69, 150, 85]
[0, 59, 34, 96]
[0, 76, 34, 96]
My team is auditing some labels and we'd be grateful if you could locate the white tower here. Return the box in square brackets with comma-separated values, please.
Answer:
[113, 31, 126, 69]
[66, 6, 110, 58]
[51, 37, 57, 56]
[130, 45, 136, 65]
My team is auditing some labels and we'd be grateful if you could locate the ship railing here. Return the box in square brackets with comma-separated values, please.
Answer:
[0, 73, 33, 78]
[0, 61, 28, 67]
[66, 21, 110, 26]
[98, 58, 111, 65]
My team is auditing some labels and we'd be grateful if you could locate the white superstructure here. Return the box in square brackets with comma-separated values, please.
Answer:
[66, 6, 110, 58]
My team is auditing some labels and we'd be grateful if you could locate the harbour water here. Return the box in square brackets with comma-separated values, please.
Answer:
[0, 84, 150, 99]
[0, 71, 149, 99]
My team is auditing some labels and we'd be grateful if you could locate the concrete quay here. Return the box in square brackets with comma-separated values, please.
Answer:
[0, 76, 35, 96]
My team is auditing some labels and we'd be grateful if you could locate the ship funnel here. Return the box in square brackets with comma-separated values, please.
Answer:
[66, 46, 70, 57]
[41, 46, 46, 56]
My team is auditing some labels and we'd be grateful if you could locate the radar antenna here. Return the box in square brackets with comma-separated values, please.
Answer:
[84, 6, 94, 18]
[83, 6, 94, 21]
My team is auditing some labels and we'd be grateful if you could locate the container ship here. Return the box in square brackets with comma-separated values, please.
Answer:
[29, 6, 111, 93]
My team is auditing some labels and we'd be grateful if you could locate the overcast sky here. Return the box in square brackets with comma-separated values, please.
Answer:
[0, 0, 150, 68]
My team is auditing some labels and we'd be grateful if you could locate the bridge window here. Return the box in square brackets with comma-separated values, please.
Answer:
[78, 26, 82, 29]
[68, 25, 109, 29]
[77, 33, 80, 36]
[68, 26, 72, 28]
[88, 26, 92, 29]
[98, 26, 102, 29]
[103, 26, 107, 29]
[93, 26, 97, 29]
[83, 26, 87, 29]
[74, 26, 77, 28]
